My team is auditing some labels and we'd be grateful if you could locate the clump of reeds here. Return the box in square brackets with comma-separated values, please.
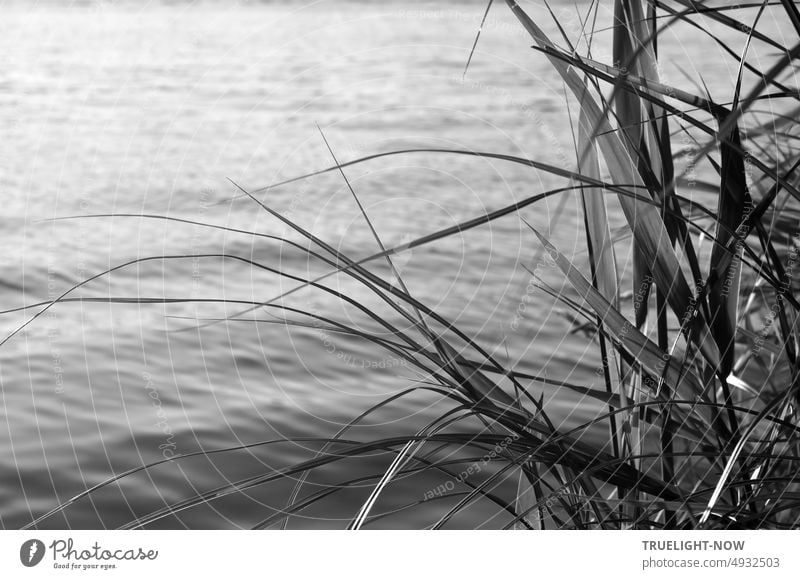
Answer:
[13, 0, 800, 529]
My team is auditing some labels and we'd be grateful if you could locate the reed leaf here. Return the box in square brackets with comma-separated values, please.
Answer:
[504, 0, 721, 371]
[524, 222, 709, 403]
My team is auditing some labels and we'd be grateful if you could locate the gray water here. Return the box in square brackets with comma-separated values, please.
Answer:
[0, 1, 778, 528]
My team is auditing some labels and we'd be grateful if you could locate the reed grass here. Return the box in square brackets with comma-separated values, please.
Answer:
[14, 0, 800, 529]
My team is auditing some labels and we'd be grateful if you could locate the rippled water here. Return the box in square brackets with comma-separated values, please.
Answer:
[0, 1, 772, 528]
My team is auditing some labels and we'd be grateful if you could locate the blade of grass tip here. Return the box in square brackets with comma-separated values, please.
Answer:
[463, 0, 494, 79]
[315, 124, 431, 334]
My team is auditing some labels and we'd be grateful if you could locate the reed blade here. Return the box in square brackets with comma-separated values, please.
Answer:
[504, 0, 721, 371]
